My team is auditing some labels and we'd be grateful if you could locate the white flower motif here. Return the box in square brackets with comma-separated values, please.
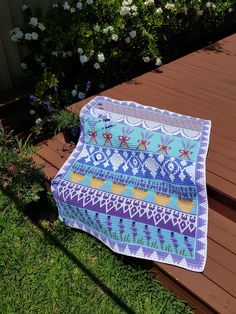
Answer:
[29, 109, 35, 115]
[77, 47, 83, 54]
[155, 57, 162, 66]
[94, 62, 100, 69]
[94, 24, 100, 32]
[38, 23, 46, 31]
[71, 89, 77, 97]
[197, 9, 203, 16]
[142, 56, 150, 63]
[112, 34, 118, 41]
[103, 28, 109, 34]
[20, 62, 27, 70]
[129, 30, 136, 39]
[70, 7, 75, 13]
[165, 3, 175, 10]
[89, 49, 94, 57]
[228, 8, 233, 13]
[107, 26, 114, 32]
[62, 52, 67, 58]
[80, 55, 88, 64]
[31, 32, 38, 40]
[67, 51, 72, 57]
[52, 3, 58, 8]
[125, 37, 131, 44]
[35, 118, 42, 124]
[25, 33, 32, 40]
[78, 92, 85, 99]
[29, 17, 38, 27]
[22, 4, 29, 10]
[155, 7, 163, 14]
[76, 2, 82, 10]
[97, 53, 105, 63]
[63, 2, 70, 10]
[86, 0, 93, 4]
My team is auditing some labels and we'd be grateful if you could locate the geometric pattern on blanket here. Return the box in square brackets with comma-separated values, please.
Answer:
[51, 96, 211, 272]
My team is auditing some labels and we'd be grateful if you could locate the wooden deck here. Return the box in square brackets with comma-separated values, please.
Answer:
[34, 34, 236, 314]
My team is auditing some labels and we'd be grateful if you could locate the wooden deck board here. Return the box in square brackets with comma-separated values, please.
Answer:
[35, 34, 236, 313]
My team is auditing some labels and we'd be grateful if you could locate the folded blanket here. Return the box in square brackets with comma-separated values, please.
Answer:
[52, 96, 211, 272]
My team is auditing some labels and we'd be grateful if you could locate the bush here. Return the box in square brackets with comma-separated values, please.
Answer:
[0, 129, 45, 208]
[10, 0, 236, 122]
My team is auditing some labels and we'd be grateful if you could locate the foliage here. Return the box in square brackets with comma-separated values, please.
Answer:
[0, 129, 45, 208]
[52, 108, 80, 132]
[9, 0, 236, 132]
[0, 205, 193, 313]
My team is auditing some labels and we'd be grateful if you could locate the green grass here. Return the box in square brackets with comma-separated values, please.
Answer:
[0, 201, 192, 314]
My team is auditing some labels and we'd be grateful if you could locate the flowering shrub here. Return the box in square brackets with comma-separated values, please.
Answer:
[10, 0, 235, 129]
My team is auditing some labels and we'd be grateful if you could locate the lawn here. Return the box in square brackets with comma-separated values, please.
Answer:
[0, 197, 192, 314]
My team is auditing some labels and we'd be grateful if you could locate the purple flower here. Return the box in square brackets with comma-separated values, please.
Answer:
[119, 218, 125, 236]
[86, 80, 92, 92]
[29, 95, 37, 102]
[106, 216, 112, 233]
[144, 225, 151, 241]
[54, 85, 58, 93]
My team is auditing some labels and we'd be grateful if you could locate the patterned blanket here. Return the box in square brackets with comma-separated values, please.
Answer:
[52, 96, 211, 272]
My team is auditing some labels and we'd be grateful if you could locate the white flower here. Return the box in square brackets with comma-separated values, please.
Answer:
[107, 26, 114, 32]
[125, 37, 131, 44]
[80, 54, 88, 64]
[38, 23, 46, 31]
[123, 0, 132, 5]
[29, 109, 35, 115]
[76, 2, 82, 10]
[67, 51, 72, 57]
[86, 0, 93, 4]
[41, 62, 46, 67]
[228, 8, 233, 13]
[94, 62, 100, 69]
[20, 62, 27, 70]
[77, 47, 83, 54]
[94, 24, 100, 32]
[52, 51, 58, 57]
[131, 4, 137, 11]
[70, 7, 75, 13]
[22, 4, 29, 10]
[35, 55, 43, 62]
[35, 118, 42, 124]
[25, 33, 32, 40]
[165, 3, 175, 10]
[71, 89, 77, 97]
[155, 7, 163, 14]
[89, 49, 94, 56]
[103, 28, 109, 34]
[155, 57, 162, 66]
[10, 28, 24, 42]
[142, 56, 150, 63]
[31, 32, 38, 40]
[197, 9, 203, 16]
[29, 17, 38, 27]
[120, 6, 131, 16]
[97, 53, 105, 63]
[62, 52, 67, 58]
[144, 0, 154, 6]
[78, 92, 85, 99]
[63, 2, 70, 10]
[129, 30, 136, 39]
[206, 2, 215, 9]
[52, 3, 59, 8]
[112, 34, 118, 41]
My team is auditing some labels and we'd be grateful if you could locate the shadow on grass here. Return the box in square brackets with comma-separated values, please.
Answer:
[1, 188, 135, 314]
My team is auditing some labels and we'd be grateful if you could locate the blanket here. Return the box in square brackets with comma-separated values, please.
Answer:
[51, 96, 211, 272]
